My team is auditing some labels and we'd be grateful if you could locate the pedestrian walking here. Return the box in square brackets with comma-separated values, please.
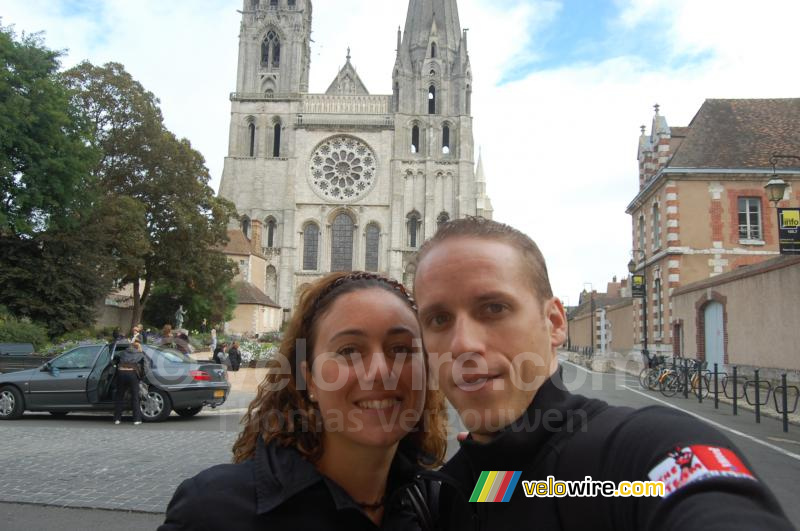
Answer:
[114, 341, 145, 425]
[228, 341, 241, 372]
[212, 342, 227, 365]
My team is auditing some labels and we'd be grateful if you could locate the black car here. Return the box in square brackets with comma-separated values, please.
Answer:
[0, 341, 230, 422]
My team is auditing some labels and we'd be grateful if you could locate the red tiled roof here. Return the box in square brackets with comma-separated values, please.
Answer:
[669, 99, 800, 169]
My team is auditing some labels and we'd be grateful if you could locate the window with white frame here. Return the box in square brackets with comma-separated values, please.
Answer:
[651, 204, 661, 250]
[738, 197, 762, 241]
[654, 277, 662, 339]
[638, 214, 645, 253]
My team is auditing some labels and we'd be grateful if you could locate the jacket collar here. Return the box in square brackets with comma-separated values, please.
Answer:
[254, 436, 421, 516]
[454, 367, 588, 472]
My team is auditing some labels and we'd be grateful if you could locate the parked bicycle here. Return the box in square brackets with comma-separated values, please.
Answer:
[659, 359, 709, 398]
[638, 354, 668, 390]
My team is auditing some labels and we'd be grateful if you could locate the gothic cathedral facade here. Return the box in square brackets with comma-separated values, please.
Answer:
[219, 0, 492, 310]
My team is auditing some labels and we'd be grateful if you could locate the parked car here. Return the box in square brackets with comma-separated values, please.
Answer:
[0, 341, 230, 422]
[0, 343, 51, 373]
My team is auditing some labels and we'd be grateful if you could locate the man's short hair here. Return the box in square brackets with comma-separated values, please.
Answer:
[415, 216, 554, 301]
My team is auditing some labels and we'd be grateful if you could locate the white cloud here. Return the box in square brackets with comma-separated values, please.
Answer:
[3, 0, 799, 302]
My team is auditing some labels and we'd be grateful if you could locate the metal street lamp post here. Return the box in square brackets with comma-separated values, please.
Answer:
[628, 252, 649, 364]
[766, 153, 798, 255]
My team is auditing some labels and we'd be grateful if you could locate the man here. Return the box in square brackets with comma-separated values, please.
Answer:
[114, 340, 145, 425]
[413, 217, 792, 530]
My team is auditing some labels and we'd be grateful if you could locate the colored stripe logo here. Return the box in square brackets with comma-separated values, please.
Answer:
[469, 471, 522, 502]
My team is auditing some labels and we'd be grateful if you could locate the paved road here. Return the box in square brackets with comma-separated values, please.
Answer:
[560, 359, 800, 528]
[3, 365, 798, 529]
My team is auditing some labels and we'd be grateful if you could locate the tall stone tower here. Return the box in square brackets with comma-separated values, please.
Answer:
[219, 0, 492, 312]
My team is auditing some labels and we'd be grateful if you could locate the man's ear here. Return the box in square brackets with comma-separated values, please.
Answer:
[545, 297, 568, 348]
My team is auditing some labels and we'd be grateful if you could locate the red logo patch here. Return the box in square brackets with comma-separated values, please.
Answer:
[647, 445, 755, 498]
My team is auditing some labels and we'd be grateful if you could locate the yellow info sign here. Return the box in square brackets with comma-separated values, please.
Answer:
[780, 209, 800, 229]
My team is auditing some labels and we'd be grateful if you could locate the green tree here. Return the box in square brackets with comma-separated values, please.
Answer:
[0, 25, 98, 236]
[0, 25, 113, 336]
[62, 62, 237, 331]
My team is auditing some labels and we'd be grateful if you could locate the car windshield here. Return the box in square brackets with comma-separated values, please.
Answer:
[142, 345, 193, 364]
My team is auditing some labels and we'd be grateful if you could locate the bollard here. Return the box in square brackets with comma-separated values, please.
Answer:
[697, 360, 703, 404]
[683, 359, 689, 399]
[782, 374, 789, 433]
[733, 366, 738, 416]
[714, 363, 719, 409]
[754, 369, 760, 424]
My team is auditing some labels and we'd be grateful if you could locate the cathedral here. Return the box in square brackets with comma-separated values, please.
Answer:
[219, 0, 492, 312]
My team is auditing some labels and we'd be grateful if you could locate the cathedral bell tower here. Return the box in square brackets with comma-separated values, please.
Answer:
[236, 0, 312, 95]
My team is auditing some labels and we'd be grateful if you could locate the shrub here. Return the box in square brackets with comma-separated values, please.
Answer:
[0, 317, 49, 350]
[239, 340, 278, 364]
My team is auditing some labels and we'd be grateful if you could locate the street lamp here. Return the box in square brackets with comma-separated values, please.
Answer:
[628, 251, 649, 364]
[765, 153, 793, 206]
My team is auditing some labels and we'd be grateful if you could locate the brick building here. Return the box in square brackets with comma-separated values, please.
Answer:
[626, 99, 800, 358]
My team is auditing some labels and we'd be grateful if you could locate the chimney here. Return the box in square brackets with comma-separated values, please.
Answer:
[250, 219, 263, 254]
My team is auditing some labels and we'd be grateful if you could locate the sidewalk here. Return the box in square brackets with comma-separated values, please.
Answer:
[191, 351, 268, 393]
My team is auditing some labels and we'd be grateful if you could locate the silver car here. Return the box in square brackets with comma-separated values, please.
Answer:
[0, 341, 230, 422]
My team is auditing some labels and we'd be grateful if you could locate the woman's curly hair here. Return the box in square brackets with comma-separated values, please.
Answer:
[232, 271, 448, 467]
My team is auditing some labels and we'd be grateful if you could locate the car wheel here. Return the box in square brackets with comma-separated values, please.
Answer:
[175, 406, 203, 417]
[140, 386, 172, 422]
[0, 386, 25, 420]
[49, 411, 69, 418]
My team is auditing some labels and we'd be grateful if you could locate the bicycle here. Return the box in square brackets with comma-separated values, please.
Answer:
[659, 359, 710, 398]
[638, 355, 668, 390]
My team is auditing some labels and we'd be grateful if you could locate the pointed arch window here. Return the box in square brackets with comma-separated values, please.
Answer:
[248, 123, 256, 157]
[241, 217, 251, 239]
[331, 213, 354, 271]
[266, 217, 277, 248]
[407, 211, 421, 248]
[428, 86, 436, 114]
[365, 223, 380, 272]
[262, 30, 281, 68]
[437, 212, 450, 229]
[431, 42, 437, 58]
[302, 223, 319, 271]
[466, 84, 472, 115]
[411, 125, 420, 154]
[442, 125, 450, 154]
[273, 121, 281, 157]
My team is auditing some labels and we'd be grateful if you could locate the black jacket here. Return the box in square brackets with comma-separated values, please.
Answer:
[159, 438, 431, 531]
[438, 369, 792, 531]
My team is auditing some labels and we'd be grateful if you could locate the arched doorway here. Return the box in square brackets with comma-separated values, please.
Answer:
[703, 302, 724, 368]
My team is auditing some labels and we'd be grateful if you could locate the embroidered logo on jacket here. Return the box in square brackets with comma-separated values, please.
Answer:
[647, 445, 756, 498]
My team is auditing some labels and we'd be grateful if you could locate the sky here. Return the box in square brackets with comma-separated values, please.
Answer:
[4, 0, 800, 305]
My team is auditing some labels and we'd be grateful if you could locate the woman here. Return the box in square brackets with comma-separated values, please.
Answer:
[159, 272, 447, 530]
[113, 340, 145, 426]
[228, 340, 241, 371]
[209, 328, 217, 354]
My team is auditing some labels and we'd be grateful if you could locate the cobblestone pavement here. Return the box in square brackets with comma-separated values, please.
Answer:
[0, 422, 237, 513]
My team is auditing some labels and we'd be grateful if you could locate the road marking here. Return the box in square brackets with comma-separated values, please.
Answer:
[768, 437, 800, 446]
[621, 385, 800, 462]
[199, 407, 249, 416]
[560, 359, 800, 462]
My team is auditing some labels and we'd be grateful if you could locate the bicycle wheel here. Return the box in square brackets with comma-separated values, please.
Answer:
[692, 374, 711, 399]
[639, 368, 651, 389]
[660, 371, 681, 397]
[646, 368, 663, 391]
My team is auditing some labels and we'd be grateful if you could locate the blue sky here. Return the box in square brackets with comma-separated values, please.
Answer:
[3, 0, 800, 303]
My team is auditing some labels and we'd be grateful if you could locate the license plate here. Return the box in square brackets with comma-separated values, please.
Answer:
[214, 390, 225, 398]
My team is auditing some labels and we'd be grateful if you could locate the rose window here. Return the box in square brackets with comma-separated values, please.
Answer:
[309, 136, 377, 202]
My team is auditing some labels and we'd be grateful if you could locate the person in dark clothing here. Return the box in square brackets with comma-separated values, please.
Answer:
[212, 342, 227, 365]
[113, 341, 145, 425]
[227, 341, 241, 371]
[412, 217, 793, 531]
[159, 272, 448, 530]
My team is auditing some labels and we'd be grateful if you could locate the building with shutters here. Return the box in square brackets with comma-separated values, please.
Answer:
[218, 0, 492, 313]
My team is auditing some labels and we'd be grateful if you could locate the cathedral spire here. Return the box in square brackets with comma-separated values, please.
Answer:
[402, 0, 462, 54]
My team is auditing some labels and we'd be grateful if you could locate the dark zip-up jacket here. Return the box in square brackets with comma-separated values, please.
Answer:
[438, 369, 793, 531]
[159, 438, 429, 531]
